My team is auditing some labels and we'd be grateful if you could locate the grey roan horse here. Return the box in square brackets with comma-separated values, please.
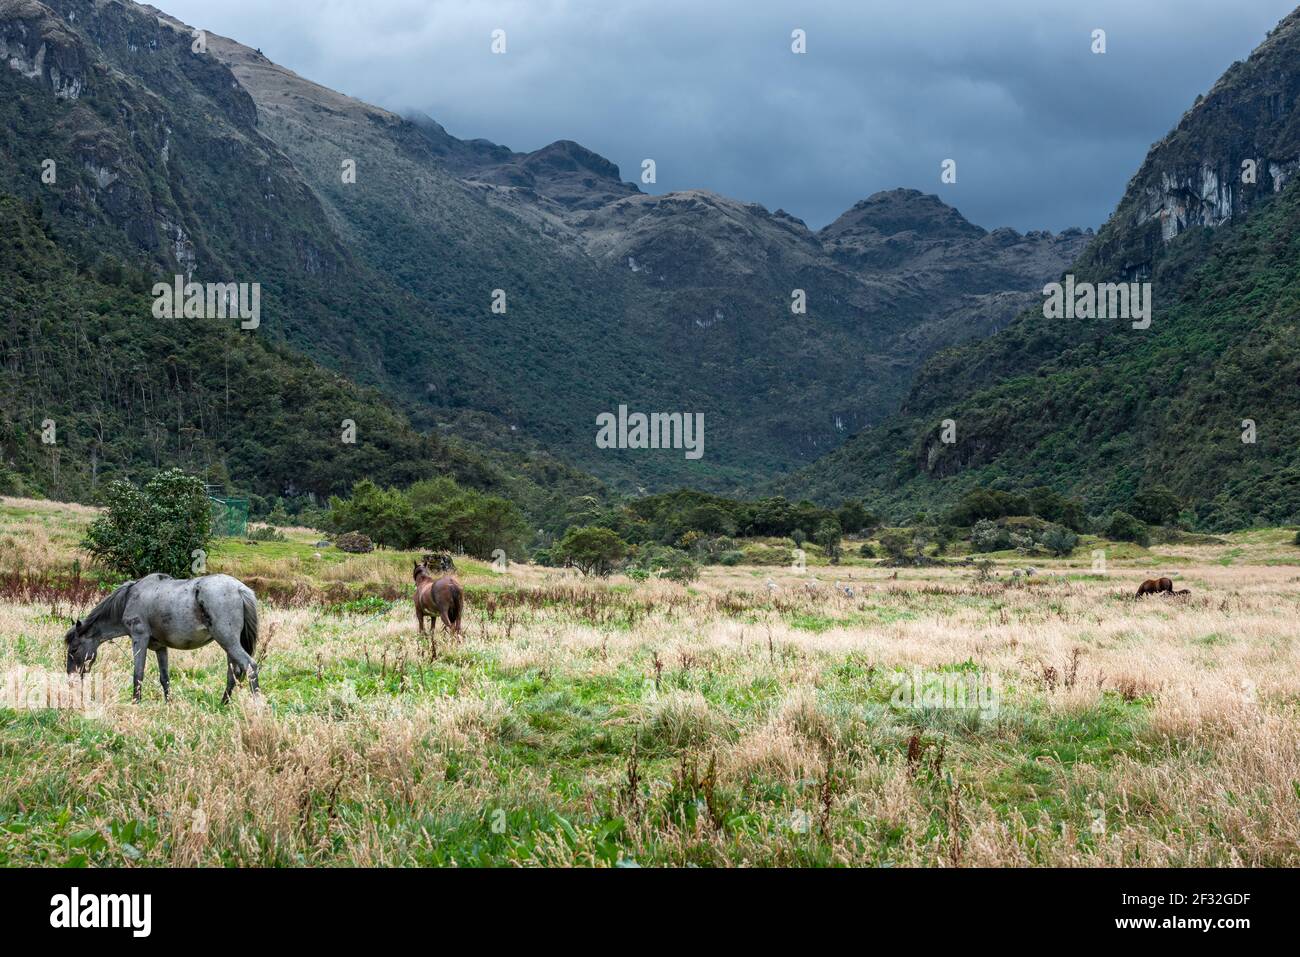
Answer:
[65, 573, 260, 703]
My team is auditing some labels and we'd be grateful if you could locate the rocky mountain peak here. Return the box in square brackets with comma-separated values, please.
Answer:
[1083, 5, 1300, 279]
[820, 188, 986, 242]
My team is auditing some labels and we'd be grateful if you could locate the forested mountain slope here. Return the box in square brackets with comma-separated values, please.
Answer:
[1, 0, 1083, 493]
[0, 194, 604, 526]
[779, 8, 1300, 529]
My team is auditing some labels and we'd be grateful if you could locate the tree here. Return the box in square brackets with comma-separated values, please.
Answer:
[1040, 524, 1079, 557]
[945, 488, 1029, 526]
[835, 500, 877, 534]
[82, 469, 212, 579]
[814, 517, 843, 564]
[970, 519, 1011, 552]
[625, 544, 700, 584]
[327, 479, 415, 548]
[1105, 511, 1150, 547]
[553, 526, 629, 577]
[877, 528, 913, 563]
[1130, 485, 1182, 527]
[1027, 486, 1085, 531]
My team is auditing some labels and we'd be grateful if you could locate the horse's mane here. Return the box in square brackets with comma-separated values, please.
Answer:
[83, 580, 135, 626]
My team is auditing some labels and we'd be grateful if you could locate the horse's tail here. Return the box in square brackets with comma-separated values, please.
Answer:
[449, 581, 463, 630]
[239, 589, 259, 672]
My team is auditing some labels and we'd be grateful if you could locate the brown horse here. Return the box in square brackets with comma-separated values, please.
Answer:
[1136, 577, 1174, 597]
[414, 561, 463, 637]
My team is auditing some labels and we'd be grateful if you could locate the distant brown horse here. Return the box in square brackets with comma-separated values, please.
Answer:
[1136, 577, 1174, 597]
[414, 561, 463, 637]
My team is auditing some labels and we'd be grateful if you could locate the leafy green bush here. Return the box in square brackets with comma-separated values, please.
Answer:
[0, 464, 35, 497]
[327, 476, 529, 558]
[945, 488, 1029, 526]
[625, 544, 700, 584]
[82, 469, 211, 579]
[1129, 485, 1182, 527]
[553, 526, 629, 577]
[877, 528, 912, 562]
[1105, 511, 1150, 547]
[813, 517, 843, 564]
[970, 519, 1011, 553]
[834, 500, 878, 534]
[1039, 524, 1079, 556]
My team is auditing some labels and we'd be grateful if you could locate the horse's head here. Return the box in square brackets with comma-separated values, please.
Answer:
[413, 561, 430, 583]
[64, 619, 99, 675]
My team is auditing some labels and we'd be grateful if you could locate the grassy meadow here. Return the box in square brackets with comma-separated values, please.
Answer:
[1, 495, 1299, 866]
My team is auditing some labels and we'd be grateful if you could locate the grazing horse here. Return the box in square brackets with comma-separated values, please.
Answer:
[414, 562, 463, 637]
[64, 573, 260, 703]
[1135, 577, 1175, 597]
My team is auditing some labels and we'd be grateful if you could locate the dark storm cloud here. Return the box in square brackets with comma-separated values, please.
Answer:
[165, 0, 1296, 231]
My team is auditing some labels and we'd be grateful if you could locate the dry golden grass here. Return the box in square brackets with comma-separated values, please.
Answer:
[2, 499, 1298, 866]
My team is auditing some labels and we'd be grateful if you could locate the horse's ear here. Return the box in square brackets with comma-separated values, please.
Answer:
[75, 618, 82, 628]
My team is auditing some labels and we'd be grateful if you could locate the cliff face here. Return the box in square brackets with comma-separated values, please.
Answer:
[0, 0, 89, 99]
[777, 7, 1300, 529]
[2, 0, 1085, 494]
[1082, 9, 1300, 281]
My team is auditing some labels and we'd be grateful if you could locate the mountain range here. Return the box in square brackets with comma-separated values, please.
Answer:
[0, 0, 1085, 503]
[3, 0, 1299, 532]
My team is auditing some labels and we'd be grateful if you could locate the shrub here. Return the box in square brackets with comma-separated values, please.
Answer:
[970, 519, 1011, 553]
[1009, 531, 1035, 552]
[82, 469, 211, 579]
[0, 464, 34, 497]
[1040, 524, 1079, 557]
[1129, 485, 1182, 527]
[1105, 511, 1150, 547]
[945, 488, 1029, 526]
[626, 545, 701, 584]
[859, 542, 876, 559]
[335, 531, 375, 553]
[835, 500, 877, 534]
[246, 524, 286, 542]
[327, 480, 413, 547]
[877, 528, 912, 562]
[553, 526, 628, 577]
[327, 476, 529, 557]
[813, 517, 843, 564]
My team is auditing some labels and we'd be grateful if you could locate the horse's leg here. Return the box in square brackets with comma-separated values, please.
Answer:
[222, 661, 236, 705]
[211, 603, 259, 699]
[416, 603, 425, 633]
[128, 624, 151, 702]
[156, 647, 170, 702]
[226, 641, 259, 696]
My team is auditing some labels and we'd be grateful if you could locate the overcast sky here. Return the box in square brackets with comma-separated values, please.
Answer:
[162, 0, 1296, 232]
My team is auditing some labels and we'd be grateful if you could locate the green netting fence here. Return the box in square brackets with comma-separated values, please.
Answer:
[207, 489, 249, 538]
